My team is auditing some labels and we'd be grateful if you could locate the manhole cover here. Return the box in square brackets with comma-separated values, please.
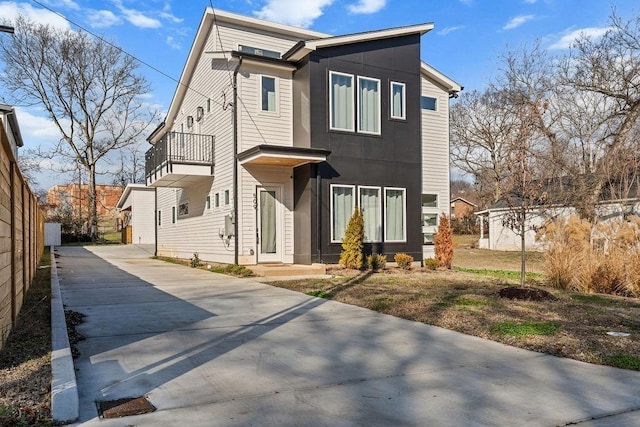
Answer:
[96, 396, 155, 419]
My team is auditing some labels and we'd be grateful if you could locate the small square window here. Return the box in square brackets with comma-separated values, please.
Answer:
[224, 190, 230, 205]
[421, 96, 437, 111]
[422, 194, 438, 208]
[423, 233, 435, 245]
[423, 213, 438, 227]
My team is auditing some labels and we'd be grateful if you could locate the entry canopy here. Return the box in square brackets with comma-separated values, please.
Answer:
[238, 145, 330, 167]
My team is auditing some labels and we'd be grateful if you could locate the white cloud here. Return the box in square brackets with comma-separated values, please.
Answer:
[503, 14, 535, 30]
[159, 3, 182, 24]
[549, 27, 612, 50]
[347, 0, 386, 14]
[112, 0, 161, 29]
[523, 0, 537, 3]
[0, 1, 70, 30]
[166, 35, 180, 50]
[14, 107, 65, 141]
[437, 26, 463, 36]
[253, 0, 334, 28]
[87, 10, 121, 29]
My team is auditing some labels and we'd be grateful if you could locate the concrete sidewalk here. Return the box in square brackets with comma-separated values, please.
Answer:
[55, 245, 640, 426]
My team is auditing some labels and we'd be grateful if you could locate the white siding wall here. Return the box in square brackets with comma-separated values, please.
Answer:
[131, 190, 156, 245]
[155, 20, 297, 264]
[421, 74, 451, 259]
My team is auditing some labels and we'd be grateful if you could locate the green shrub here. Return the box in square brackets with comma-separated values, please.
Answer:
[339, 207, 364, 269]
[366, 253, 387, 271]
[424, 258, 438, 270]
[190, 252, 201, 268]
[394, 252, 414, 269]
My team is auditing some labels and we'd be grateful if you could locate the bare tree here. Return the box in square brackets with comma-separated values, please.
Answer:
[0, 17, 158, 240]
[112, 140, 146, 187]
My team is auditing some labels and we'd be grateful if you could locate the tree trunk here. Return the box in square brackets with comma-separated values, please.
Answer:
[88, 165, 98, 242]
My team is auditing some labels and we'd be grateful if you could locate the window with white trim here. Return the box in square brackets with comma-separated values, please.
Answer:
[357, 76, 381, 134]
[421, 96, 437, 111]
[359, 186, 382, 242]
[384, 187, 406, 242]
[329, 71, 354, 132]
[331, 184, 355, 242]
[214, 193, 219, 208]
[422, 213, 438, 227]
[260, 76, 276, 112]
[390, 81, 406, 120]
[206, 196, 211, 210]
[422, 193, 438, 208]
[224, 190, 230, 205]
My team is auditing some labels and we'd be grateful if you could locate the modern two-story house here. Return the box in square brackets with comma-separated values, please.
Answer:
[145, 8, 461, 266]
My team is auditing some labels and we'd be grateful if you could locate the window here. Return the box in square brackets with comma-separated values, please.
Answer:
[331, 185, 355, 242]
[357, 76, 381, 134]
[329, 71, 354, 132]
[261, 76, 276, 112]
[359, 186, 382, 242]
[423, 213, 438, 227]
[385, 188, 406, 242]
[421, 96, 437, 111]
[207, 99, 211, 113]
[422, 194, 438, 208]
[206, 196, 211, 210]
[172, 206, 176, 224]
[214, 193, 219, 208]
[390, 82, 406, 119]
[157, 210, 161, 227]
[238, 44, 280, 59]
[423, 233, 435, 245]
[224, 190, 230, 205]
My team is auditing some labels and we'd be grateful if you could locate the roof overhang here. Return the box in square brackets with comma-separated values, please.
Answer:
[0, 104, 23, 148]
[116, 184, 154, 210]
[229, 51, 297, 72]
[238, 145, 330, 167]
[285, 23, 434, 62]
[420, 62, 463, 95]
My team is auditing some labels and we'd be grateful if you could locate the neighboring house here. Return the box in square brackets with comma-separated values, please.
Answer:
[145, 8, 461, 265]
[45, 184, 123, 232]
[476, 199, 639, 251]
[116, 184, 156, 245]
[0, 103, 23, 158]
[450, 196, 477, 219]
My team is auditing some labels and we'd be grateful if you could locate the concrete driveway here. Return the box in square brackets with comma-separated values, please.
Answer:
[56, 245, 640, 426]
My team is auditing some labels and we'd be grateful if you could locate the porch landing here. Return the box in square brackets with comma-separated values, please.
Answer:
[250, 263, 328, 278]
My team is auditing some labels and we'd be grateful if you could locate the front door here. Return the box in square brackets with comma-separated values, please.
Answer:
[257, 187, 282, 263]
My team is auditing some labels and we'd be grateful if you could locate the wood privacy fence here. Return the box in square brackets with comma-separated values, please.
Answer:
[0, 121, 44, 349]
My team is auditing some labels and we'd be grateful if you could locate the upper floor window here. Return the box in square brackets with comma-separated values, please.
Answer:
[357, 76, 381, 134]
[329, 71, 354, 132]
[238, 44, 281, 59]
[421, 96, 437, 111]
[422, 193, 438, 208]
[261, 76, 276, 112]
[390, 81, 406, 120]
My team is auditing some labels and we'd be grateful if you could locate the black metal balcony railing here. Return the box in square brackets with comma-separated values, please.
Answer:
[145, 132, 215, 181]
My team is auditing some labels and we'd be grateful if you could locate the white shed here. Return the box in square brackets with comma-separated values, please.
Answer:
[116, 184, 156, 246]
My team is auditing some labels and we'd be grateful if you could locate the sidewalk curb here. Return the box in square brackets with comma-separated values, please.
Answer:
[50, 246, 79, 424]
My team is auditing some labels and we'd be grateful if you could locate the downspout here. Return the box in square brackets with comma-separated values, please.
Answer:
[154, 187, 158, 256]
[233, 56, 243, 265]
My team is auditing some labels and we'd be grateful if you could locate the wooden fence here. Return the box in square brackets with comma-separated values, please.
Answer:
[0, 121, 44, 349]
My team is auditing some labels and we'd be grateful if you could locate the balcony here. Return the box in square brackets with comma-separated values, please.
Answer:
[145, 132, 215, 187]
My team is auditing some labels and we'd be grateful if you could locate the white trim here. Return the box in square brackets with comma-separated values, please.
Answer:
[357, 76, 381, 135]
[330, 184, 356, 243]
[358, 185, 382, 243]
[420, 61, 462, 92]
[238, 152, 327, 166]
[329, 71, 355, 132]
[390, 81, 406, 120]
[259, 74, 278, 114]
[384, 187, 407, 243]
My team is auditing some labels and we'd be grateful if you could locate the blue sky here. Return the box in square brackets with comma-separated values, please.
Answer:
[0, 0, 637, 189]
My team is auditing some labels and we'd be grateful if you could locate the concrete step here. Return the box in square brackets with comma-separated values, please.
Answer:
[251, 263, 327, 277]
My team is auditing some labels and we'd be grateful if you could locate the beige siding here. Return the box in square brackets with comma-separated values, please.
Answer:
[211, 23, 303, 56]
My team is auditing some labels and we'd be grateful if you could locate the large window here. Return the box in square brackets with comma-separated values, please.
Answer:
[385, 188, 406, 242]
[390, 81, 406, 120]
[261, 76, 276, 112]
[357, 76, 381, 134]
[331, 185, 355, 242]
[359, 186, 381, 242]
[329, 71, 354, 132]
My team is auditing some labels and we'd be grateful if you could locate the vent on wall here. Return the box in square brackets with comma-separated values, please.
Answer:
[196, 106, 204, 121]
[187, 115, 194, 128]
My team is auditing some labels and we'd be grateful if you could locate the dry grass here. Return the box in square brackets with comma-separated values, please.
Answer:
[0, 249, 52, 426]
[269, 266, 640, 371]
[452, 234, 545, 274]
